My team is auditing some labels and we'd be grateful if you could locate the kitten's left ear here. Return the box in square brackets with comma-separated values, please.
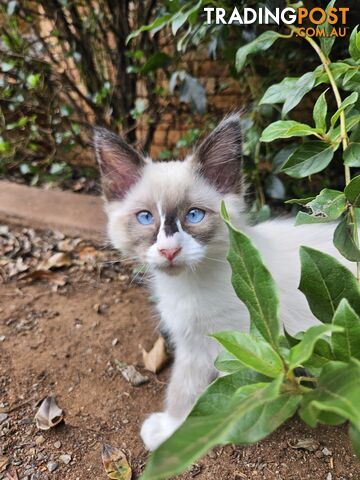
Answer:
[192, 114, 243, 194]
[93, 127, 145, 201]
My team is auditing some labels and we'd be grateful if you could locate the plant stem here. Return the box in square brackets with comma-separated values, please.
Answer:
[289, 26, 360, 281]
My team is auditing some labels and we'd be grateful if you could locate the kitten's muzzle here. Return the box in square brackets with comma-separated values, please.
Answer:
[158, 247, 182, 262]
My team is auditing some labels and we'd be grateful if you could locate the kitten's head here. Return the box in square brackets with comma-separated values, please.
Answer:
[94, 115, 244, 274]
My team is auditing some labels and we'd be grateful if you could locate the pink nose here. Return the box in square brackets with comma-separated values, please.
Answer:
[159, 247, 182, 262]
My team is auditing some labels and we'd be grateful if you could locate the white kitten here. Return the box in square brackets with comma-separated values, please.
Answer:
[94, 115, 354, 451]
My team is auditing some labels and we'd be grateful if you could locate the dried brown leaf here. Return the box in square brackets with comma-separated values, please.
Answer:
[290, 438, 319, 452]
[101, 444, 132, 480]
[57, 238, 80, 252]
[19, 270, 67, 286]
[77, 245, 103, 261]
[38, 252, 72, 270]
[142, 336, 169, 373]
[0, 456, 9, 472]
[34, 396, 64, 430]
[114, 360, 149, 387]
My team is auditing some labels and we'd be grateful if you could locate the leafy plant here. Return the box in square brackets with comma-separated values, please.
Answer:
[0, 0, 173, 181]
[141, 204, 360, 480]
[138, 4, 360, 480]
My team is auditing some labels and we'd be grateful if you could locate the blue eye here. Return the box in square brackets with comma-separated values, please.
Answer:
[136, 211, 154, 225]
[186, 208, 205, 224]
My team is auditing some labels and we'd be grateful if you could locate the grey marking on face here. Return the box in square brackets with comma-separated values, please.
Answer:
[164, 210, 179, 237]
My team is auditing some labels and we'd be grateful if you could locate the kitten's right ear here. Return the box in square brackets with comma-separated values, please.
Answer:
[93, 127, 145, 201]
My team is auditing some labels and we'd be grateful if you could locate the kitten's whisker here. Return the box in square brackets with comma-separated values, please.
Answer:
[203, 255, 227, 264]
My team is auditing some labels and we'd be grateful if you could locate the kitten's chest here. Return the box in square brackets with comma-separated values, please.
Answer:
[152, 267, 249, 336]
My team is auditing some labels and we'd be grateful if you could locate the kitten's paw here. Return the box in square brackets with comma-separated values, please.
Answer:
[140, 412, 182, 451]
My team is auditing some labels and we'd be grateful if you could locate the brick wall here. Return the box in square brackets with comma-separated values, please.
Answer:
[138, 47, 249, 159]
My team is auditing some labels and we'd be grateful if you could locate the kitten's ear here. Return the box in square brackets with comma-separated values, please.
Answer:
[93, 127, 145, 201]
[193, 114, 243, 194]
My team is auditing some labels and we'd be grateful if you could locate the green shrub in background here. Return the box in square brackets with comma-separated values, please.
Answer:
[1, 0, 357, 205]
[0, 0, 170, 184]
[136, 4, 360, 479]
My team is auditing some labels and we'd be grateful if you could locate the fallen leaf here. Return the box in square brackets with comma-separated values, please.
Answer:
[101, 444, 131, 480]
[0, 456, 8, 472]
[57, 238, 81, 252]
[77, 245, 102, 262]
[142, 336, 169, 373]
[34, 396, 64, 430]
[38, 252, 72, 270]
[290, 438, 319, 452]
[19, 270, 67, 286]
[7, 257, 30, 277]
[114, 360, 149, 387]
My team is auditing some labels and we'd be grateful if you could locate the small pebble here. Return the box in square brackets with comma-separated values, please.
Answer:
[54, 441, 61, 449]
[322, 447, 332, 456]
[35, 436, 45, 445]
[47, 461, 58, 473]
[59, 454, 72, 465]
[0, 335, 5, 342]
[0, 413, 8, 423]
[112, 338, 119, 347]
[326, 473, 332, 480]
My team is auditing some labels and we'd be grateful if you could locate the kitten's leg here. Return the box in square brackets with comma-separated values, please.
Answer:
[141, 342, 217, 451]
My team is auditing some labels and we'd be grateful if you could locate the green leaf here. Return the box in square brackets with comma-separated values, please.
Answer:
[343, 69, 358, 86]
[332, 299, 360, 361]
[0, 136, 12, 154]
[313, 90, 328, 131]
[344, 142, 360, 167]
[295, 212, 330, 226]
[171, 1, 202, 35]
[140, 52, 171, 74]
[315, 62, 352, 86]
[212, 332, 284, 378]
[126, 14, 173, 43]
[191, 369, 268, 417]
[281, 141, 334, 178]
[333, 215, 360, 262]
[319, 0, 336, 56]
[235, 31, 282, 72]
[330, 92, 358, 127]
[297, 189, 346, 224]
[288, 324, 343, 371]
[141, 377, 283, 480]
[259, 77, 298, 105]
[225, 394, 300, 444]
[285, 196, 315, 205]
[344, 175, 360, 206]
[329, 112, 360, 142]
[260, 121, 321, 143]
[299, 246, 360, 323]
[304, 338, 335, 371]
[344, 125, 360, 167]
[26, 73, 41, 89]
[221, 203, 280, 349]
[299, 359, 360, 430]
[349, 424, 360, 459]
[282, 71, 317, 117]
[259, 72, 318, 116]
[349, 26, 360, 62]
[214, 350, 244, 374]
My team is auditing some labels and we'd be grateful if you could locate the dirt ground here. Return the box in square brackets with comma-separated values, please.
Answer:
[0, 224, 359, 480]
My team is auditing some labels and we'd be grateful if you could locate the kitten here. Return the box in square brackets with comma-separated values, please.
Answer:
[94, 114, 354, 451]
